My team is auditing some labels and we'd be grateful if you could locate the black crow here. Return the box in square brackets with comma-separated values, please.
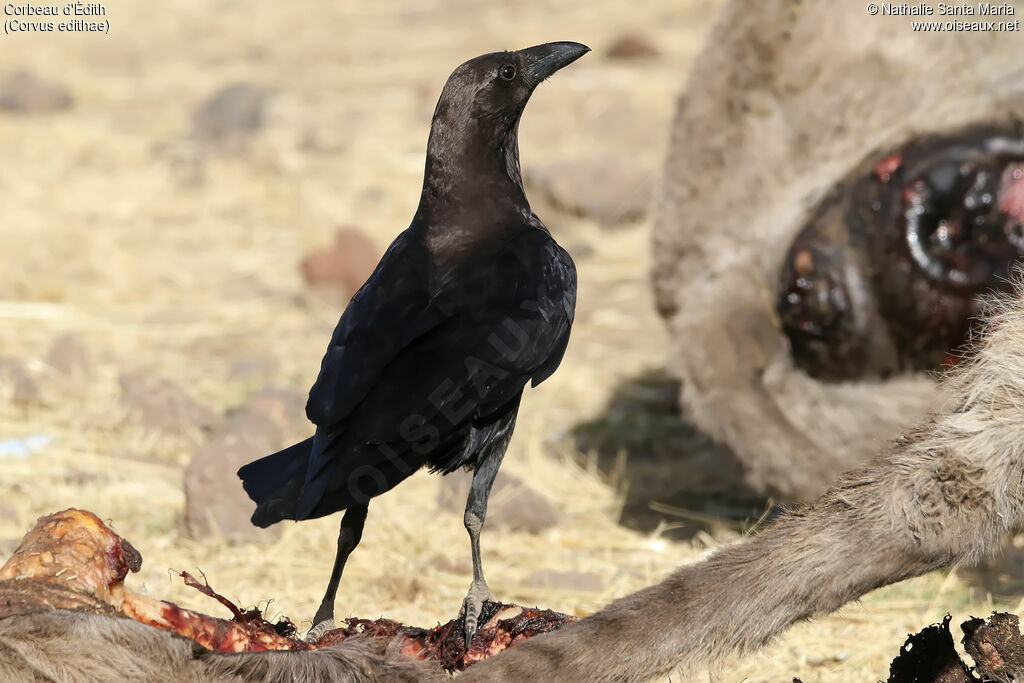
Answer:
[238, 41, 587, 643]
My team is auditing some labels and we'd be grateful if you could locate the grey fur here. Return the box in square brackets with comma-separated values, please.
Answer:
[651, 0, 1024, 499]
[459, 283, 1024, 680]
[9, 5, 1024, 681]
[0, 609, 439, 682]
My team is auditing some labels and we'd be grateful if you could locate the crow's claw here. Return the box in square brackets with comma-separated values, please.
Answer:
[305, 618, 336, 643]
[460, 580, 494, 645]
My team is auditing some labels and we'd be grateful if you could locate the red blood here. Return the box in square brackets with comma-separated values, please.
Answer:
[873, 153, 903, 182]
[998, 164, 1024, 223]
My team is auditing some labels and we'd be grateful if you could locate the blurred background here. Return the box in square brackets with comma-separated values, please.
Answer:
[1, 1, 1019, 680]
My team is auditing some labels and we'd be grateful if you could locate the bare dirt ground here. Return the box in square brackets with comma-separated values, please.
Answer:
[2, 1, 1021, 680]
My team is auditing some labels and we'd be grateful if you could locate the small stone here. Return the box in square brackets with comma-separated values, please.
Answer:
[526, 159, 652, 226]
[46, 334, 90, 376]
[119, 374, 224, 437]
[0, 357, 40, 405]
[184, 436, 282, 543]
[192, 82, 267, 145]
[211, 386, 307, 453]
[300, 227, 380, 295]
[606, 34, 661, 60]
[437, 471, 560, 534]
[526, 570, 603, 593]
[0, 70, 73, 113]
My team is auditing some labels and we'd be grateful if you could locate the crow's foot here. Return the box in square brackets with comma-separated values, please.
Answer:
[305, 617, 336, 643]
[460, 580, 494, 645]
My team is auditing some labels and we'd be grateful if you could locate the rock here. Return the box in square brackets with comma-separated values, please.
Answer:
[217, 409, 283, 453]
[437, 471, 559, 534]
[183, 386, 307, 542]
[525, 569, 603, 593]
[525, 158, 652, 226]
[606, 34, 661, 60]
[46, 334, 90, 376]
[184, 436, 282, 543]
[0, 70, 73, 113]
[191, 82, 267, 145]
[119, 374, 224, 437]
[211, 387, 306, 453]
[0, 357, 40, 405]
[300, 227, 380, 295]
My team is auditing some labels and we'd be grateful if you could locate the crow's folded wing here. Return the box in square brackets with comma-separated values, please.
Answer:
[302, 229, 575, 486]
[303, 229, 455, 427]
[345, 231, 576, 442]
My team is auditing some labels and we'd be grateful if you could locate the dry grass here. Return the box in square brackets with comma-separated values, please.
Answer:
[0, 1, 1020, 681]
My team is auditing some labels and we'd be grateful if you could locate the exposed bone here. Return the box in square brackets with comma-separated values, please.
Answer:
[0, 509, 573, 673]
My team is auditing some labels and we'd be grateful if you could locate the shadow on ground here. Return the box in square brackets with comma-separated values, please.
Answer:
[571, 369, 777, 541]
[961, 541, 1024, 602]
[575, 370, 1024, 602]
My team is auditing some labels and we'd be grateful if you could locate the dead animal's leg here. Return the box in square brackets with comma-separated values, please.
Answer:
[307, 503, 368, 641]
[458, 289, 1024, 682]
[458, 443, 1013, 681]
[460, 450, 505, 644]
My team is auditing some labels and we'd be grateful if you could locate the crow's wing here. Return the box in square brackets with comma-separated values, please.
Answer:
[300, 229, 575, 499]
[346, 229, 575, 442]
[303, 228, 455, 427]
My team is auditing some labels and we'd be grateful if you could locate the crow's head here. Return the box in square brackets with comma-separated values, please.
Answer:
[442, 42, 590, 124]
[422, 42, 589, 200]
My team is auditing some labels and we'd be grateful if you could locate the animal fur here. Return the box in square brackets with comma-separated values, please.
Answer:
[9, 279, 1024, 679]
[460, 281, 1024, 680]
[0, 609, 439, 682]
[651, 0, 1024, 499]
[10, 5, 1024, 681]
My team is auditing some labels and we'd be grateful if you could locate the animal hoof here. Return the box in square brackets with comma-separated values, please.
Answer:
[305, 618, 336, 642]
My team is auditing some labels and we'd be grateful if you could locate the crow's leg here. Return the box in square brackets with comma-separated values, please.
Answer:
[460, 450, 505, 645]
[306, 503, 368, 641]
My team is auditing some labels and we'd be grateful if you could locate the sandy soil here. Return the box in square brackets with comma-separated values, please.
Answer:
[1, 1, 1020, 680]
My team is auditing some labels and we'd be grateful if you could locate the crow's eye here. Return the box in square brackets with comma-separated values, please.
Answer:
[499, 64, 517, 81]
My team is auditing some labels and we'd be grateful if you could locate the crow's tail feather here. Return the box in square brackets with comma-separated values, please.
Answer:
[237, 437, 312, 528]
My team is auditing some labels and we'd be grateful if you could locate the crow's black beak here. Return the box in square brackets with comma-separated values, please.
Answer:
[519, 41, 590, 85]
